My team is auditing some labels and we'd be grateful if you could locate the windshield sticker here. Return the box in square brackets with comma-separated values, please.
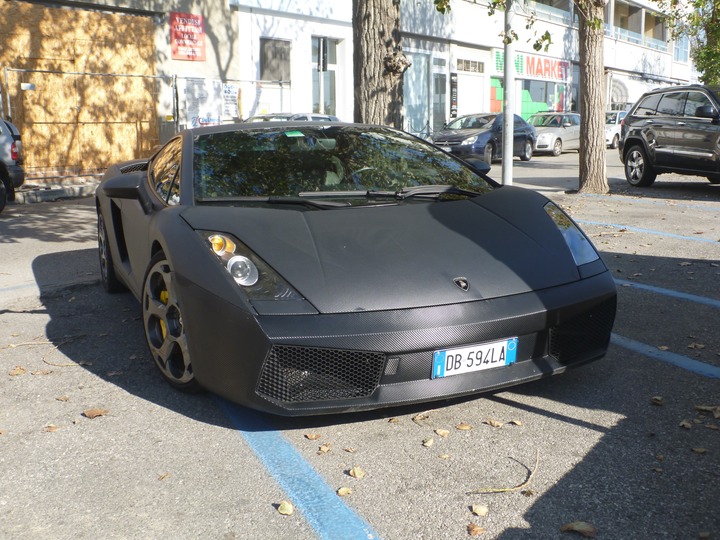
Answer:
[284, 130, 304, 138]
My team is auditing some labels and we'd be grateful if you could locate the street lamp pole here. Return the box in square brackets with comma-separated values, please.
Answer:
[502, 0, 515, 186]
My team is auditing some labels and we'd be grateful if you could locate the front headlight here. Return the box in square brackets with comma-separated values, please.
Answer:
[461, 135, 479, 146]
[543, 203, 599, 266]
[202, 231, 302, 300]
[536, 133, 552, 145]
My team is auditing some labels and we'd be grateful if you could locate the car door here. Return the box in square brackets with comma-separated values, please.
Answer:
[512, 115, 529, 155]
[674, 90, 720, 173]
[564, 114, 581, 150]
[652, 91, 687, 167]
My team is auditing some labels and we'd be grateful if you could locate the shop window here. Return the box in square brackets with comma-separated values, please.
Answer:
[260, 38, 291, 81]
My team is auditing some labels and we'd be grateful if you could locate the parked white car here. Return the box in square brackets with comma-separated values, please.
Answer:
[605, 110, 627, 149]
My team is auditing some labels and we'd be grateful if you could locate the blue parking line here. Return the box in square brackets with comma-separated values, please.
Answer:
[215, 398, 379, 540]
[576, 219, 720, 244]
[615, 278, 720, 309]
[611, 334, 720, 378]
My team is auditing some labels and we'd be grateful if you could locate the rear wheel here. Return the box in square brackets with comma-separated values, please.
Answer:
[97, 211, 124, 293]
[519, 139, 533, 161]
[552, 139, 563, 157]
[142, 251, 200, 393]
[624, 145, 657, 187]
[0, 182, 6, 214]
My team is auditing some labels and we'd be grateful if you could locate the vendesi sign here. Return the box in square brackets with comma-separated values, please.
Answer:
[493, 51, 570, 81]
[170, 12, 206, 61]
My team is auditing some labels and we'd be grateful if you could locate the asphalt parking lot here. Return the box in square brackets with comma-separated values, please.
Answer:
[1, 149, 718, 539]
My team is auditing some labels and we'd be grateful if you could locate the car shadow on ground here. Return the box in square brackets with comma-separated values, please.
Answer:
[32, 247, 720, 537]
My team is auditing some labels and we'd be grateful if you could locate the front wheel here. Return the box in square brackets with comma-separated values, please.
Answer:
[624, 145, 657, 187]
[142, 252, 201, 393]
[519, 139, 533, 161]
[551, 139, 563, 157]
[483, 143, 495, 164]
[610, 134, 620, 150]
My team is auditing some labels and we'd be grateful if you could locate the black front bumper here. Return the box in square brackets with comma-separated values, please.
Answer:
[184, 270, 617, 416]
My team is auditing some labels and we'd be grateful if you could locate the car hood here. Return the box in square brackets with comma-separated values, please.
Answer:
[180, 187, 583, 313]
[432, 127, 491, 143]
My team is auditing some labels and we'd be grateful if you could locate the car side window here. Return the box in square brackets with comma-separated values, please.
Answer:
[684, 92, 712, 117]
[635, 94, 662, 116]
[149, 138, 183, 205]
[656, 92, 686, 117]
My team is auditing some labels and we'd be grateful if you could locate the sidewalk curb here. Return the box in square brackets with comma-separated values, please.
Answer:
[15, 182, 99, 204]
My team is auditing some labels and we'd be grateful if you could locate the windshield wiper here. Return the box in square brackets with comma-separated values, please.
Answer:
[367, 185, 483, 200]
[196, 195, 349, 208]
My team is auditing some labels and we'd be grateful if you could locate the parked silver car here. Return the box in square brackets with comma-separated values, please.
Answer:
[605, 110, 627, 149]
[0, 119, 25, 213]
[528, 112, 581, 156]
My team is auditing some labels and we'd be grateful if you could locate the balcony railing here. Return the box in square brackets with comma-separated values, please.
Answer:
[529, 2, 572, 25]
[613, 27, 643, 45]
[644, 36, 668, 52]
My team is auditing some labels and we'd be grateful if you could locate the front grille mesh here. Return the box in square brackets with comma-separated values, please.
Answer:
[549, 297, 617, 363]
[256, 345, 385, 404]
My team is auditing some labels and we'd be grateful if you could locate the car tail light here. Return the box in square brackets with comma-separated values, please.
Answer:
[11, 141, 18, 161]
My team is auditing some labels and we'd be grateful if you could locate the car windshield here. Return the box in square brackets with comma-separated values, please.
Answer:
[193, 125, 492, 203]
[528, 115, 562, 127]
[605, 112, 618, 124]
[444, 115, 495, 130]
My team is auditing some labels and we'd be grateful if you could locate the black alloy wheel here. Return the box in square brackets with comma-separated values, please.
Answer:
[142, 251, 200, 393]
[97, 211, 124, 293]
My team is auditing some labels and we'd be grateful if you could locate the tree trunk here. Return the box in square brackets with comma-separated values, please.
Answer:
[577, 2, 609, 194]
[352, 0, 408, 128]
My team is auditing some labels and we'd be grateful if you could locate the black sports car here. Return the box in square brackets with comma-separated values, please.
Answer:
[96, 122, 616, 416]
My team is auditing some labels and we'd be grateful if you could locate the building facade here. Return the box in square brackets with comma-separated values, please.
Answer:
[0, 0, 695, 175]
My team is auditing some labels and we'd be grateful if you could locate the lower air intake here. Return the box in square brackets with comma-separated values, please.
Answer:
[256, 345, 385, 404]
[549, 296, 617, 363]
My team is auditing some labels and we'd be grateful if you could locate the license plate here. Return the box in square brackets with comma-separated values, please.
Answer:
[431, 338, 518, 379]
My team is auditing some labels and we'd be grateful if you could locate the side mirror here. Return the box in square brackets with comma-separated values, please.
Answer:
[463, 156, 491, 175]
[695, 105, 719, 119]
[101, 174, 140, 200]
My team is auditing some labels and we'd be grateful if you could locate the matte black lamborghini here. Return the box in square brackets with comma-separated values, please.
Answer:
[96, 122, 616, 416]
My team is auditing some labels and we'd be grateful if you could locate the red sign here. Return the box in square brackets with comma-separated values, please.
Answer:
[525, 55, 569, 81]
[170, 12, 206, 61]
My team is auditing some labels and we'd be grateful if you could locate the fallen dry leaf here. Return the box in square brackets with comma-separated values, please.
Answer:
[657, 345, 669, 351]
[694, 405, 720, 419]
[679, 262, 692, 266]
[467, 523, 486, 536]
[8, 366, 26, 376]
[44, 424, 59, 433]
[348, 466, 366, 480]
[705, 424, 719, 431]
[82, 408, 109, 419]
[422, 437, 434, 447]
[31, 370, 53, 376]
[521, 489, 535, 497]
[509, 419, 523, 426]
[435, 428, 450, 438]
[692, 447, 708, 454]
[456, 422, 473, 431]
[318, 444, 331, 454]
[344, 447, 356, 453]
[157, 473, 171, 481]
[560, 520, 597, 538]
[687, 342, 705, 350]
[651, 396, 664, 406]
[484, 418, 504, 428]
[305, 433, 322, 440]
[471, 504, 489, 517]
[337, 487, 352, 497]
[387, 417, 400, 423]
[277, 500, 294, 515]
[56, 395, 69, 402]
[679, 420, 692, 430]
[438, 454, 450, 460]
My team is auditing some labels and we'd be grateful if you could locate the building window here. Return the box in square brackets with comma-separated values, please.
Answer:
[312, 37, 338, 115]
[260, 38, 291, 82]
[674, 35, 689, 63]
[644, 12, 667, 51]
[457, 59, 484, 73]
[614, 1, 642, 44]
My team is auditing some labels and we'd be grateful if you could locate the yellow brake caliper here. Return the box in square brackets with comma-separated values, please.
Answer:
[159, 289, 169, 338]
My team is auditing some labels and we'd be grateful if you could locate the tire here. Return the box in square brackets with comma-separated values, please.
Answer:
[0, 182, 6, 214]
[483, 143, 495, 164]
[519, 139, 533, 161]
[97, 211, 125, 293]
[142, 251, 201, 393]
[624, 145, 657, 187]
[610, 134, 620, 150]
[706, 175, 720, 185]
[552, 138, 563, 157]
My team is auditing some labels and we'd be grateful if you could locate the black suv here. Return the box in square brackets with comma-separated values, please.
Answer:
[619, 85, 720, 186]
[0, 119, 25, 212]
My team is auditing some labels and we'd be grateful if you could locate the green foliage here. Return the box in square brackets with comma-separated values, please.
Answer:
[653, 0, 720, 84]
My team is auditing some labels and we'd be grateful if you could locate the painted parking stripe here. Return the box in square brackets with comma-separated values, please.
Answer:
[577, 220, 720, 244]
[611, 333, 720, 379]
[615, 278, 720, 309]
[215, 398, 379, 540]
